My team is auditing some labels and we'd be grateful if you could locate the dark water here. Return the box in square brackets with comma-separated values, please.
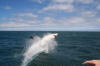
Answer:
[0, 31, 100, 66]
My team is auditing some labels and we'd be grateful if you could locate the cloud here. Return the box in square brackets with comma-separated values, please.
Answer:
[96, 18, 100, 21]
[81, 11, 96, 17]
[42, 4, 74, 12]
[52, 0, 74, 3]
[15, 13, 38, 18]
[0, 0, 100, 31]
[29, 0, 43, 3]
[0, 22, 32, 28]
[57, 17, 89, 27]
[8, 18, 25, 22]
[41, 0, 74, 12]
[3, 6, 12, 10]
[0, 15, 100, 31]
[96, 4, 100, 10]
[76, 0, 93, 4]
[0, 12, 39, 28]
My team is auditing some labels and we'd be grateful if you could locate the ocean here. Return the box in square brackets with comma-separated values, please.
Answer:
[0, 31, 100, 66]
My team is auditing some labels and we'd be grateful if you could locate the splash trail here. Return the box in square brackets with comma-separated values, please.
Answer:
[21, 33, 58, 66]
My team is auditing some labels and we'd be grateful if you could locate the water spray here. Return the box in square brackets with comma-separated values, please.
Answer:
[21, 33, 58, 66]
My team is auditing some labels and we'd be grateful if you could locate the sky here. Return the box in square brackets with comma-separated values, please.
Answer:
[0, 0, 100, 31]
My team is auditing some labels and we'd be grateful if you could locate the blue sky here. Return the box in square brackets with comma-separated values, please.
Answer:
[0, 0, 100, 31]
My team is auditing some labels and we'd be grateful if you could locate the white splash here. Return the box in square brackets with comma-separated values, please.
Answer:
[21, 33, 58, 66]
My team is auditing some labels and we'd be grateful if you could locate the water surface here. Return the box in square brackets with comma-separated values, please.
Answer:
[0, 31, 100, 66]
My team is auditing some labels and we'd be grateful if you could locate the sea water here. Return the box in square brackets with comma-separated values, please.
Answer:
[0, 31, 100, 66]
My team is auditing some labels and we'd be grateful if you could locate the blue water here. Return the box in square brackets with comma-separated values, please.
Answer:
[0, 31, 100, 66]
